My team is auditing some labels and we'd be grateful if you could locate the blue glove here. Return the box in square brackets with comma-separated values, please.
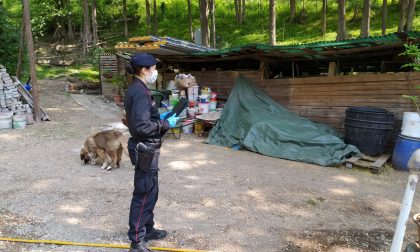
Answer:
[160, 110, 171, 120]
[166, 114, 180, 128]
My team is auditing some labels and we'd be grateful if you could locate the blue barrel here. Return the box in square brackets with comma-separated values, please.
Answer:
[392, 134, 420, 171]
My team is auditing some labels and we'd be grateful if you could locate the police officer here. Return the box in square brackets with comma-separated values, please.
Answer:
[124, 53, 179, 252]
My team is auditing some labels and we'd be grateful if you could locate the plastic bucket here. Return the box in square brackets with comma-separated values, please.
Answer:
[26, 113, 34, 125]
[346, 106, 394, 122]
[13, 115, 26, 129]
[344, 107, 394, 156]
[0, 112, 13, 130]
[392, 134, 420, 171]
[194, 121, 203, 134]
[182, 120, 194, 134]
[401, 112, 420, 138]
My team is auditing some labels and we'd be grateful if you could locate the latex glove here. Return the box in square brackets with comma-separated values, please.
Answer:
[160, 110, 172, 120]
[166, 114, 180, 128]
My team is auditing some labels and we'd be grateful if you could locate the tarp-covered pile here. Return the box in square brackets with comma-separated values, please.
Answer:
[207, 76, 360, 166]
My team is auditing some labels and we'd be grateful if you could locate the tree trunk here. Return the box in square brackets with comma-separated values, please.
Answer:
[82, 0, 91, 54]
[209, 0, 216, 48]
[122, 0, 128, 37]
[351, 0, 360, 21]
[382, 0, 387, 35]
[405, 0, 416, 31]
[234, 0, 239, 22]
[269, 0, 276, 45]
[146, 0, 151, 26]
[200, 0, 210, 47]
[16, 21, 25, 79]
[290, 0, 296, 23]
[398, 0, 408, 32]
[153, 0, 158, 35]
[187, 0, 193, 41]
[322, 0, 327, 37]
[360, 0, 370, 37]
[241, 0, 245, 23]
[22, 0, 41, 122]
[67, 8, 74, 40]
[337, 0, 347, 41]
[238, 0, 242, 24]
[91, 0, 98, 44]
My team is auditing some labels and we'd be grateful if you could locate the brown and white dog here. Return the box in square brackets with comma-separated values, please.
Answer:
[80, 129, 126, 171]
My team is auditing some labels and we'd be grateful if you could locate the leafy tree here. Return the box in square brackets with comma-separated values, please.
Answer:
[0, 5, 20, 75]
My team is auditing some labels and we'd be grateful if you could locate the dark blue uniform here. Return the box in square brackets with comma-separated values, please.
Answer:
[125, 77, 169, 244]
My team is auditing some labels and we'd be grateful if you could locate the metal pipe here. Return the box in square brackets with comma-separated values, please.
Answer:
[390, 173, 419, 252]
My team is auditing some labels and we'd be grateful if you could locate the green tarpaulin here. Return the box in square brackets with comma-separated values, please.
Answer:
[207, 76, 360, 167]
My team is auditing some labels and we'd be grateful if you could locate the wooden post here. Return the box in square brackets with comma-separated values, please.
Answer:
[258, 61, 265, 80]
[328, 62, 337, 76]
[292, 61, 295, 78]
[22, 0, 41, 122]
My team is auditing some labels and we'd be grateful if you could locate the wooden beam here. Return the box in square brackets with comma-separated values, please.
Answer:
[258, 61, 265, 80]
[22, 0, 41, 122]
[328, 62, 336, 76]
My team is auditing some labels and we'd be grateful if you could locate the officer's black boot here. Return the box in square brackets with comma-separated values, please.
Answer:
[129, 242, 151, 252]
[144, 228, 167, 242]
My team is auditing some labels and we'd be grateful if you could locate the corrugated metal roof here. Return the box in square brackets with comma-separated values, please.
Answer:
[191, 31, 420, 59]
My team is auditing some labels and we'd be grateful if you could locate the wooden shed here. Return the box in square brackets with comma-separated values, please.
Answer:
[115, 32, 420, 147]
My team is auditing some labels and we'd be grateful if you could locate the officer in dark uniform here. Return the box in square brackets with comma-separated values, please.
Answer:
[124, 53, 179, 252]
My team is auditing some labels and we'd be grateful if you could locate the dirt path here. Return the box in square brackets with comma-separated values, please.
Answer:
[1, 79, 420, 252]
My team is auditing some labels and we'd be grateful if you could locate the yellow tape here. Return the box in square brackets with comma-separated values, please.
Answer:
[0, 237, 209, 252]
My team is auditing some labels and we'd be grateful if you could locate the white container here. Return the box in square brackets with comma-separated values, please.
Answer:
[187, 107, 198, 118]
[198, 103, 209, 114]
[187, 86, 199, 102]
[209, 100, 217, 111]
[26, 113, 34, 125]
[13, 115, 26, 130]
[182, 120, 194, 134]
[402, 112, 420, 129]
[401, 112, 420, 138]
[0, 112, 13, 130]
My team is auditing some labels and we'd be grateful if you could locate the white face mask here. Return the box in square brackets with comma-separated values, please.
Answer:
[145, 70, 158, 84]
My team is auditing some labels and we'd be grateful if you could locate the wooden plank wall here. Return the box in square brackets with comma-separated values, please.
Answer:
[287, 72, 420, 135]
[163, 71, 420, 139]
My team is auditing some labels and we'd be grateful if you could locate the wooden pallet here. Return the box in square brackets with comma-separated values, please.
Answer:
[345, 154, 391, 174]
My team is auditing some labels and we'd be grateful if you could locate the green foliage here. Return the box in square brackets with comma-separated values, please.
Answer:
[2, 0, 420, 48]
[400, 42, 420, 113]
[36, 64, 99, 83]
[400, 43, 420, 71]
[0, 5, 20, 75]
[88, 46, 105, 70]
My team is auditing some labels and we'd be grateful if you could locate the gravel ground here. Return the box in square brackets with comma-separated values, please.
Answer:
[1, 79, 420, 252]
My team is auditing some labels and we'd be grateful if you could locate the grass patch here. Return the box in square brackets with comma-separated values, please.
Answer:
[35, 64, 99, 83]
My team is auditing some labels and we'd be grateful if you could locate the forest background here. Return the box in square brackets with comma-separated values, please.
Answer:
[0, 0, 419, 82]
